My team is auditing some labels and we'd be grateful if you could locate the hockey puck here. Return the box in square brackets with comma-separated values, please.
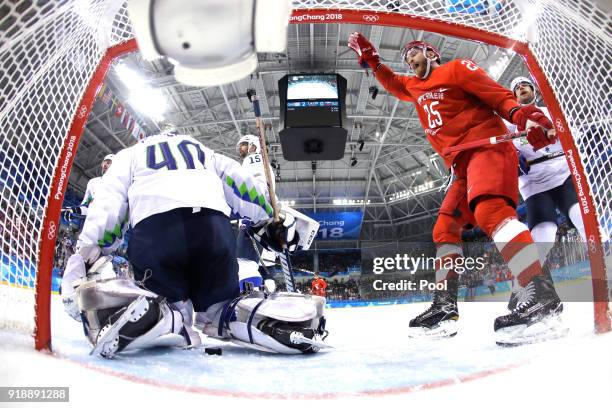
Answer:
[204, 347, 222, 356]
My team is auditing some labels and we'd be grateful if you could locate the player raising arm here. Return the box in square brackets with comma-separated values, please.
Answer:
[61, 131, 328, 357]
[349, 33, 562, 345]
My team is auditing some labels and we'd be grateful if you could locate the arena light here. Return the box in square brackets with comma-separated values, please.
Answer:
[389, 180, 437, 203]
[129, 88, 167, 121]
[487, 51, 512, 80]
[115, 63, 167, 121]
[115, 63, 144, 87]
[332, 199, 370, 206]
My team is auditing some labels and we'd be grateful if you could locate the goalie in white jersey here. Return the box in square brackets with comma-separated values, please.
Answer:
[61, 130, 328, 357]
[507, 76, 586, 308]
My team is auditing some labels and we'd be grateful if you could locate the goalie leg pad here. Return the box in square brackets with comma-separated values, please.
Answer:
[238, 258, 263, 292]
[207, 292, 328, 354]
[92, 297, 200, 358]
[78, 278, 200, 357]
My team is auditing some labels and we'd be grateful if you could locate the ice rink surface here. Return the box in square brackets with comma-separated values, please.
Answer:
[1, 285, 611, 408]
[287, 81, 338, 99]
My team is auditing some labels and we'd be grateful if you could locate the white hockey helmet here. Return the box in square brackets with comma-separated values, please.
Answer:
[127, 0, 292, 87]
[236, 134, 261, 155]
[101, 154, 114, 174]
[510, 76, 535, 95]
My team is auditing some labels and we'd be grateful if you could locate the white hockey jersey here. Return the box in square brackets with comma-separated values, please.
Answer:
[240, 153, 277, 264]
[241, 153, 275, 191]
[507, 106, 570, 200]
[78, 133, 273, 251]
[79, 177, 102, 216]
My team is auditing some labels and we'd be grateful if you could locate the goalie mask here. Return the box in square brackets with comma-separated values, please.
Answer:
[128, 0, 292, 87]
[401, 40, 441, 79]
[236, 134, 261, 158]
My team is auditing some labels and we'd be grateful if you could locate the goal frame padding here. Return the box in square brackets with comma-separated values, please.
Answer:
[35, 9, 610, 350]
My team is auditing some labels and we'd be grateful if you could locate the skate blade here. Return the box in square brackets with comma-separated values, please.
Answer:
[289, 332, 334, 350]
[90, 295, 148, 357]
[495, 315, 568, 347]
[408, 319, 458, 339]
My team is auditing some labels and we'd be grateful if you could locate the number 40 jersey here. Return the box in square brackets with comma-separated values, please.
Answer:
[79, 133, 274, 251]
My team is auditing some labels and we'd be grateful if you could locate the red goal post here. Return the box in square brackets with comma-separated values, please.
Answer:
[0, 1, 608, 351]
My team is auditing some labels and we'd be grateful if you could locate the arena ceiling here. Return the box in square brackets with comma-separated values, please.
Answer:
[69, 22, 532, 244]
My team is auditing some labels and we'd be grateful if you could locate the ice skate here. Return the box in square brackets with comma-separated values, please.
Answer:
[508, 258, 559, 311]
[495, 275, 567, 346]
[408, 279, 459, 339]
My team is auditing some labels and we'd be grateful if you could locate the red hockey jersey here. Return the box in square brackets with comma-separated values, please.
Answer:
[311, 277, 327, 297]
[374, 59, 519, 166]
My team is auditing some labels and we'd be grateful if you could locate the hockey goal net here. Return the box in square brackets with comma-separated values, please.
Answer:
[0, 1, 610, 350]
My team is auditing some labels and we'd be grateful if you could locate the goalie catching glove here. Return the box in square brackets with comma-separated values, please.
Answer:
[510, 105, 557, 150]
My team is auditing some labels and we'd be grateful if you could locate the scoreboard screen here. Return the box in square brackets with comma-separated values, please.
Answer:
[285, 74, 341, 128]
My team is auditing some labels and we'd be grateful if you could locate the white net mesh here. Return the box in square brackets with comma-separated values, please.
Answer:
[0, 0, 132, 336]
[0, 0, 609, 340]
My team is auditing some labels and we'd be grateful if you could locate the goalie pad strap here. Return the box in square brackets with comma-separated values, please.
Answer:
[247, 298, 267, 344]
[218, 295, 246, 337]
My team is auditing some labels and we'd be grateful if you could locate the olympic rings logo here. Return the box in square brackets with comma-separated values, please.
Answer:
[47, 221, 57, 241]
[555, 118, 565, 133]
[588, 235, 597, 254]
[77, 104, 88, 119]
[363, 15, 379, 22]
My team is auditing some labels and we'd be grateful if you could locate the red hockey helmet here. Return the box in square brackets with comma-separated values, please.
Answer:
[401, 40, 441, 64]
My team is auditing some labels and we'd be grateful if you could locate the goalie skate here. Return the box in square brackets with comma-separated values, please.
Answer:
[91, 295, 149, 358]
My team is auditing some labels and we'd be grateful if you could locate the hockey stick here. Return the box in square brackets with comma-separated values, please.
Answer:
[442, 127, 557, 157]
[442, 130, 528, 156]
[527, 150, 565, 166]
[247, 89, 297, 292]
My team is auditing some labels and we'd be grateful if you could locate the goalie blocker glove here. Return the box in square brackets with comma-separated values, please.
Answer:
[249, 213, 300, 253]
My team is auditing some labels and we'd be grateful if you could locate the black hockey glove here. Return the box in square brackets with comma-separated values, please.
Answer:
[61, 206, 81, 222]
[250, 213, 300, 253]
